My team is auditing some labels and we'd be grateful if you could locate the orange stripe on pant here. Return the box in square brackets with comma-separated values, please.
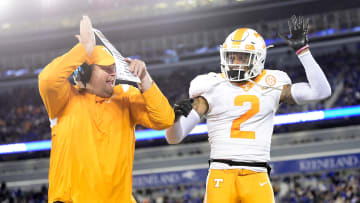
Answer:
[204, 169, 274, 203]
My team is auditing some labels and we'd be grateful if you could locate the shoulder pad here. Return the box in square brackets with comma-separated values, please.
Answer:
[263, 70, 292, 86]
[189, 72, 225, 98]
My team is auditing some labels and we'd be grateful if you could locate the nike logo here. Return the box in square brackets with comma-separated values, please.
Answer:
[259, 182, 267, 186]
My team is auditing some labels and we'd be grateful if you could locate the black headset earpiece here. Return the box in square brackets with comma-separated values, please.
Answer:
[79, 63, 92, 87]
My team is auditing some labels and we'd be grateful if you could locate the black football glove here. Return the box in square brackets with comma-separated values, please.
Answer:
[173, 98, 194, 122]
[279, 15, 309, 52]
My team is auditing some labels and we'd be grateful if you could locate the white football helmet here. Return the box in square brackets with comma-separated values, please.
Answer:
[220, 28, 267, 82]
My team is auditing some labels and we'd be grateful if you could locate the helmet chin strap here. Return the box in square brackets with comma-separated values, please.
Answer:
[247, 79, 282, 91]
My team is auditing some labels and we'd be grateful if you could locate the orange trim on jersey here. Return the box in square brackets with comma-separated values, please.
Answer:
[232, 28, 247, 46]
[235, 70, 267, 91]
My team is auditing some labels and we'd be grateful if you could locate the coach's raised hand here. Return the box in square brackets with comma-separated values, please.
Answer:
[75, 16, 96, 56]
[125, 58, 153, 92]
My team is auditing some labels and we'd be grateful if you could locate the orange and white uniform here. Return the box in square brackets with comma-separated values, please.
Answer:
[167, 25, 330, 203]
[38, 43, 174, 203]
[189, 71, 291, 203]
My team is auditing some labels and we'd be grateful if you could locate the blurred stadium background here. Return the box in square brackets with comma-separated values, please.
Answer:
[0, 0, 360, 202]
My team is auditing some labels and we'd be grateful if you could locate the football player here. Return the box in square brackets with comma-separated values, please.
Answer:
[165, 15, 331, 203]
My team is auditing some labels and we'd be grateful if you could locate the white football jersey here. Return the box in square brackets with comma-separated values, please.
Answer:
[189, 70, 291, 171]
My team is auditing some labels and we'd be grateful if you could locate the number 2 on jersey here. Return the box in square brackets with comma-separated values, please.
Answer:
[230, 95, 259, 139]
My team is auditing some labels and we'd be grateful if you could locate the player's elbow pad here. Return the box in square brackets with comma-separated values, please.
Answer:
[165, 109, 201, 144]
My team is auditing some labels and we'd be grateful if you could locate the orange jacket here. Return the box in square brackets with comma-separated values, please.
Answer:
[38, 44, 174, 203]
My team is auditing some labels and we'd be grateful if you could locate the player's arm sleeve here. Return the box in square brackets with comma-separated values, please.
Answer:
[165, 109, 201, 144]
[165, 75, 208, 144]
[38, 43, 88, 119]
[290, 50, 332, 105]
[129, 83, 175, 130]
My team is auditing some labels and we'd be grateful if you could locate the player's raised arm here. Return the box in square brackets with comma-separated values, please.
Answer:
[279, 15, 332, 104]
[165, 97, 208, 144]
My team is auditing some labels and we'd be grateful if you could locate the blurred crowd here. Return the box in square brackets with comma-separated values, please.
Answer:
[1, 7, 360, 81]
[0, 87, 50, 145]
[0, 182, 47, 203]
[0, 169, 358, 202]
[272, 169, 360, 203]
[0, 46, 359, 147]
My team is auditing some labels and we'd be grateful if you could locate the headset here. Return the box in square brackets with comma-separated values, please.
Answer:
[73, 63, 92, 88]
